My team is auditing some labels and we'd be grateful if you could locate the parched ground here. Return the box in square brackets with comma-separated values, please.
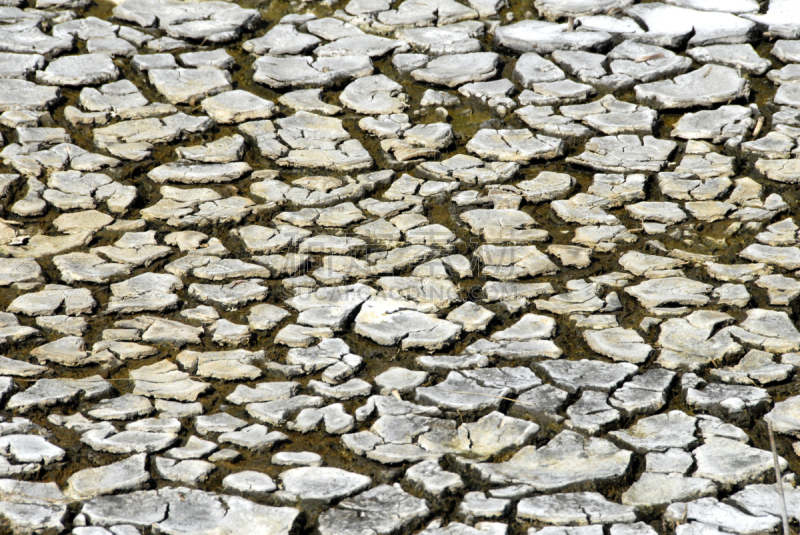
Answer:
[0, 0, 800, 533]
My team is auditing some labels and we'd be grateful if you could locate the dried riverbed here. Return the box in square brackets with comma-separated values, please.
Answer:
[1, 0, 800, 533]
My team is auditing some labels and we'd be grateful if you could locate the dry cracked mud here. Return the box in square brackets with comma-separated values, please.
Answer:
[1, 0, 800, 534]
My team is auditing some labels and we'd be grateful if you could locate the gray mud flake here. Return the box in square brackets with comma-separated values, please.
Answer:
[584, 327, 652, 364]
[664, 497, 780, 534]
[568, 135, 676, 173]
[113, 0, 259, 42]
[81, 428, 179, 454]
[729, 484, 800, 522]
[219, 424, 288, 450]
[399, 26, 481, 56]
[635, 65, 750, 110]
[625, 277, 712, 309]
[87, 37, 137, 58]
[189, 279, 269, 310]
[247, 396, 325, 425]
[340, 74, 406, 115]
[223, 471, 277, 496]
[566, 390, 621, 435]
[739, 244, 800, 270]
[179, 49, 235, 70]
[657, 311, 741, 371]
[466, 129, 563, 163]
[0, 356, 48, 377]
[0, 434, 65, 465]
[87, 394, 153, 420]
[307, 18, 364, 40]
[148, 68, 231, 105]
[375, 367, 428, 395]
[515, 106, 593, 139]
[627, 201, 687, 224]
[411, 52, 499, 88]
[626, 3, 755, 47]
[405, 460, 463, 496]
[0, 26, 73, 56]
[610, 368, 675, 415]
[517, 491, 636, 525]
[534, 0, 632, 19]
[376, 0, 477, 27]
[155, 457, 215, 484]
[516, 171, 574, 202]
[316, 34, 407, 58]
[415, 371, 509, 413]
[609, 410, 698, 453]
[272, 452, 322, 467]
[201, 90, 276, 124]
[317, 484, 429, 535]
[6, 379, 81, 412]
[534, 281, 607, 315]
[711, 350, 793, 386]
[279, 466, 370, 503]
[253, 55, 373, 89]
[645, 448, 694, 475]
[528, 79, 595, 102]
[741, 0, 800, 40]
[0, 258, 43, 286]
[663, 0, 757, 13]
[693, 438, 787, 490]
[274, 112, 373, 172]
[289, 403, 355, 434]
[30, 336, 101, 368]
[279, 88, 342, 115]
[509, 384, 569, 424]
[66, 454, 149, 499]
[473, 430, 631, 491]
[606, 40, 692, 83]
[447, 302, 494, 332]
[688, 44, 770, 75]
[773, 40, 800, 63]
[671, 105, 755, 143]
[80, 487, 298, 535]
[535, 359, 637, 394]
[491, 313, 555, 342]
[494, 20, 612, 54]
[355, 297, 461, 350]
[0, 79, 59, 113]
[177, 135, 246, 163]
[618, 251, 685, 278]
[562, 95, 657, 136]
[621, 472, 717, 508]
[165, 435, 217, 460]
[132, 53, 178, 73]
[243, 24, 320, 56]
[755, 158, 800, 184]
[765, 395, 800, 438]
[148, 161, 251, 184]
[0, 480, 68, 534]
[196, 412, 247, 434]
[176, 349, 265, 381]
[513, 52, 565, 87]
[393, 53, 430, 74]
[131, 360, 210, 401]
[107, 273, 182, 314]
[36, 54, 118, 87]
[552, 195, 619, 226]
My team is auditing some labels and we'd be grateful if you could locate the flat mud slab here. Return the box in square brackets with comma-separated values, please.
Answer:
[0, 0, 799, 534]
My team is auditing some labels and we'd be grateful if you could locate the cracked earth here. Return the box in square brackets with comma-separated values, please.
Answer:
[1, 0, 800, 534]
